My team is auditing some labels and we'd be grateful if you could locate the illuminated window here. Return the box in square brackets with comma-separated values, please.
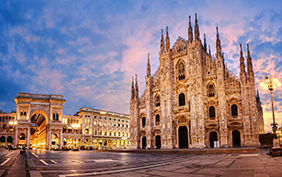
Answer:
[178, 62, 185, 80]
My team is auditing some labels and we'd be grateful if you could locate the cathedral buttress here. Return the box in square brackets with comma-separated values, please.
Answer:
[145, 54, 154, 148]
[215, 27, 228, 147]
[160, 29, 165, 55]
[246, 44, 260, 146]
[194, 13, 200, 42]
[188, 16, 193, 43]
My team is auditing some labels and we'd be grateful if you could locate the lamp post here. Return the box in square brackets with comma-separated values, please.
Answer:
[71, 123, 80, 149]
[260, 74, 281, 133]
[9, 120, 17, 148]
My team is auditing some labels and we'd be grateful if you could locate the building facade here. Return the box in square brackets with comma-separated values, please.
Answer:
[0, 93, 130, 150]
[130, 14, 264, 149]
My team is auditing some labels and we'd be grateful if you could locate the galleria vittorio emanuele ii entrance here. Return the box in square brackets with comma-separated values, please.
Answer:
[0, 93, 130, 150]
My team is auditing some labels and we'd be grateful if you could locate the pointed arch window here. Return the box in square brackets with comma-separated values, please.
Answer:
[208, 85, 215, 97]
[178, 62, 185, 80]
[142, 117, 146, 127]
[155, 96, 160, 107]
[179, 93, 185, 106]
[155, 114, 160, 125]
[231, 104, 238, 117]
[209, 106, 216, 118]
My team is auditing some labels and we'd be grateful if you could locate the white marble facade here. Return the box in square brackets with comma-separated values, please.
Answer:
[130, 14, 264, 149]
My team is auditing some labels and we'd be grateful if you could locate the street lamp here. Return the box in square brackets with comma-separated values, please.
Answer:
[71, 123, 80, 149]
[9, 120, 17, 148]
[260, 74, 281, 133]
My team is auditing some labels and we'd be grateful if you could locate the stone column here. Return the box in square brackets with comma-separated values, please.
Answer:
[27, 127, 30, 149]
[47, 128, 51, 150]
[59, 129, 63, 149]
[14, 127, 18, 147]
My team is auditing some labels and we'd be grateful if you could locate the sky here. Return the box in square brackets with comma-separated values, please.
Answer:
[0, 0, 282, 133]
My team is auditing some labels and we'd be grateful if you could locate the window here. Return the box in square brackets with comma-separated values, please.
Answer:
[126, 125, 128, 128]
[209, 106, 216, 118]
[178, 62, 185, 80]
[99, 130, 102, 135]
[142, 117, 146, 127]
[179, 93, 185, 106]
[155, 96, 160, 107]
[155, 114, 160, 125]
[53, 113, 59, 121]
[231, 104, 238, 117]
[208, 85, 215, 97]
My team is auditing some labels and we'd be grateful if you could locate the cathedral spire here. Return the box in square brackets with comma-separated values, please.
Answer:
[204, 33, 207, 52]
[160, 29, 165, 54]
[131, 76, 135, 100]
[135, 74, 139, 99]
[239, 44, 247, 83]
[216, 26, 222, 57]
[165, 26, 170, 53]
[146, 53, 151, 77]
[247, 43, 254, 79]
[194, 13, 200, 42]
[188, 16, 193, 43]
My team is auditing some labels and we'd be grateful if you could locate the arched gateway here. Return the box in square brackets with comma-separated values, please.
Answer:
[14, 93, 65, 149]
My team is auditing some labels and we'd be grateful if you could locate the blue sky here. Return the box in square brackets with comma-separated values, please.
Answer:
[0, 0, 282, 132]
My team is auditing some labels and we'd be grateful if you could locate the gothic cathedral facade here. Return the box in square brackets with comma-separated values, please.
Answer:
[130, 14, 264, 149]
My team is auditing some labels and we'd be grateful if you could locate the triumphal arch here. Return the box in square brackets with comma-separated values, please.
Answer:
[14, 93, 65, 149]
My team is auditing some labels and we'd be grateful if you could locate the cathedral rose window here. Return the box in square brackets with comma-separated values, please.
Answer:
[178, 62, 185, 80]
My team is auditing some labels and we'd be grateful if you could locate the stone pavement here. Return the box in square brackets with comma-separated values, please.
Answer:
[86, 152, 282, 177]
[0, 148, 282, 177]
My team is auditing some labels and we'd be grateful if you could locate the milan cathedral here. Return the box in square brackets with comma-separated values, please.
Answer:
[130, 14, 264, 149]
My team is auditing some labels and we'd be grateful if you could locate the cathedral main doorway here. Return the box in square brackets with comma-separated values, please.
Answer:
[209, 132, 218, 148]
[155, 135, 161, 149]
[232, 130, 241, 147]
[142, 136, 146, 149]
[179, 126, 188, 148]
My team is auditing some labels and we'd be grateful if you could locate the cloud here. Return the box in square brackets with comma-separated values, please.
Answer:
[0, 0, 282, 134]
